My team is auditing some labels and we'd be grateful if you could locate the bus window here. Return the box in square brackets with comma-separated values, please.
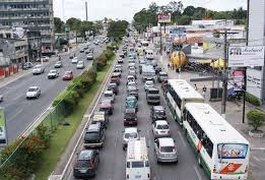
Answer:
[217, 144, 248, 159]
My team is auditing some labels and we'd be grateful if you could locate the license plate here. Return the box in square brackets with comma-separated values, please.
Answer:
[135, 175, 141, 178]
[79, 169, 87, 173]
[161, 131, 165, 133]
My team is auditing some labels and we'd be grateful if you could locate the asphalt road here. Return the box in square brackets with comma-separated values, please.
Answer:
[66, 50, 208, 180]
[1, 41, 105, 142]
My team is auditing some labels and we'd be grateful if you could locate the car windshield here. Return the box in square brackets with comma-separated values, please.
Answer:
[86, 132, 99, 138]
[148, 90, 159, 94]
[131, 161, 144, 168]
[104, 93, 112, 97]
[160, 146, 175, 152]
[157, 124, 169, 129]
[146, 81, 153, 85]
[125, 132, 137, 139]
[155, 110, 165, 115]
[28, 87, 37, 92]
[50, 70, 56, 73]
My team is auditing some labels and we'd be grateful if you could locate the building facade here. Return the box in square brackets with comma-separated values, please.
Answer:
[0, 0, 54, 53]
[247, 0, 265, 103]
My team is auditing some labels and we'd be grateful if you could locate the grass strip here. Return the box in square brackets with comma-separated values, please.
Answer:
[35, 61, 112, 180]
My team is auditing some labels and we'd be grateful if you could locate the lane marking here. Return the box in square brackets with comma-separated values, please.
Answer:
[178, 131, 187, 147]
[193, 165, 202, 180]
[252, 155, 261, 162]
[114, 131, 118, 148]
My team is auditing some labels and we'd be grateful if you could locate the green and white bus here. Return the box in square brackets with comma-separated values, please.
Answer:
[166, 79, 204, 125]
[183, 103, 250, 179]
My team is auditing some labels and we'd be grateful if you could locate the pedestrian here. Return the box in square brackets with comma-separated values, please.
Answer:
[194, 84, 198, 91]
[202, 85, 207, 98]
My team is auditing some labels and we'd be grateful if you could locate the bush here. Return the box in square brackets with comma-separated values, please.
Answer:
[0, 134, 46, 179]
[95, 54, 107, 71]
[245, 92, 260, 106]
[247, 109, 265, 131]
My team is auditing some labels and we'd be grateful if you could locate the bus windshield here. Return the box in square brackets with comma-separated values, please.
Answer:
[217, 143, 248, 159]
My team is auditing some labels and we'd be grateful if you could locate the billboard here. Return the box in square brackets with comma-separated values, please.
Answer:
[0, 107, 7, 146]
[158, 13, 171, 23]
[228, 46, 265, 67]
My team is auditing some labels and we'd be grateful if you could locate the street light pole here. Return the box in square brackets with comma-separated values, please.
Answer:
[221, 29, 228, 118]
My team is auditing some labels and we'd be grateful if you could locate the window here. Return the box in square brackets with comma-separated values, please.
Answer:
[186, 110, 213, 157]
[168, 84, 182, 109]
[126, 162, 130, 168]
[131, 161, 144, 168]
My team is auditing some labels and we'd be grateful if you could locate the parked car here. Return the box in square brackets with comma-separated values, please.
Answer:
[47, 69, 59, 79]
[103, 90, 115, 103]
[41, 56, 49, 62]
[122, 127, 139, 150]
[62, 71, 73, 80]
[152, 120, 170, 138]
[123, 108, 138, 126]
[73, 149, 100, 178]
[150, 106, 167, 122]
[84, 122, 105, 148]
[99, 99, 114, 115]
[32, 64, 45, 75]
[144, 80, 154, 91]
[157, 71, 168, 83]
[154, 137, 178, 163]
[76, 60, 85, 69]
[22, 62, 33, 70]
[54, 61, 63, 68]
[26, 86, 41, 99]
[71, 57, 78, 64]
[107, 83, 119, 95]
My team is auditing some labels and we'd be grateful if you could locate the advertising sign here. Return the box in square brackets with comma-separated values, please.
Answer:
[0, 107, 7, 146]
[158, 13, 171, 23]
[231, 70, 244, 90]
[246, 68, 263, 100]
[228, 46, 265, 67]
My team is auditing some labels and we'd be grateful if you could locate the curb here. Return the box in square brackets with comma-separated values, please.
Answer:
[251, 147, 265, 151]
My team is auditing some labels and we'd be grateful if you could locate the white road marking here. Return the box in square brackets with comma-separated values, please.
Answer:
[252, 155, 261, 162]
[193, 165, 202, 180]
[178, 131, 187, 147]
[114, 131, 118, 148]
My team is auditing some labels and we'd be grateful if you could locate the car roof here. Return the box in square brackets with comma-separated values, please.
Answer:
[65, 71, 72, 73]
[147, 87, 159, 91]
[101, 99, 112, 104]
[153, 106, 164, 111]
[78, 149, 94, 160]
[145, 80, 153, 84]
[155, 120, 168, 125]
[104, 90, 113, 94]
[29, 86, 39, 89]
[87, 123, 101, 132]
[124, 127, 138, 134]
[158, 137, 175, 147]
[125, 108, 136, 113]
[159, 71, 167, 75]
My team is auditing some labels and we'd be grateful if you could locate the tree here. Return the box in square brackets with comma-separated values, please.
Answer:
[183, 6, 196, 17]
[133, 9, 157, 33]
[66, 17, 81, 32]
[107, 20, 129, 42]
[247, 109, 265, 132]
[54, 17, 65, 33]
[178, 15, 191, 25]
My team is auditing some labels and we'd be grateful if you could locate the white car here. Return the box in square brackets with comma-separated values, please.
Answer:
[122, 127, 139, 150]
[32, 64, 45, 75]
[87, 53, 93, 60]
[144, 80, 154, 91]
[47, 69, 59, 79]
[152, 120, 170, 138]
[71, 57, 78, 64]
[76, 60, 85, 69]
[41, 56, 49, 62]
[26, 86, 41, 99]
[154, 137, 178, 163]
[103, 90, 115, 103]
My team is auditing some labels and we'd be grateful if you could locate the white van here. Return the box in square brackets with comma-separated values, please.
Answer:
[145, 50, 154, 60]
[126, 137, 151, 180]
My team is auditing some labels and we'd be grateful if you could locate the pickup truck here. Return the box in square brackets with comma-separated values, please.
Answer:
[146, 87, 160, 105]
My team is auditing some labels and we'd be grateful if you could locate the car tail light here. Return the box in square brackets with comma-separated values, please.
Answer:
[213, 165, 217, 173]
[126, 174, 129, 179]
[245, 166, 248, 173]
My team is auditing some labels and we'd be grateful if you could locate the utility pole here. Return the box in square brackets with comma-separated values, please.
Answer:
[160, 23, 163, 55]
[221, 29, 228, 118]
[85, 1, 88, 21]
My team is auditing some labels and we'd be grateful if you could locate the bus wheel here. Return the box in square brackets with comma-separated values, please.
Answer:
[197, 154, 202, 167]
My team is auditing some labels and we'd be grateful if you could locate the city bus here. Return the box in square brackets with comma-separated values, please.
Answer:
[166, 79, 204, 125]
[183, 103, 250, 179]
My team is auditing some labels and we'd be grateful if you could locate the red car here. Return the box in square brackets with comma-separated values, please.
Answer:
[62, 71, 73, 80]
[99, 99, 114, 115]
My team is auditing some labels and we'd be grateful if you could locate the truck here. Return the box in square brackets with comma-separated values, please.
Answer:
[142, 64, 156, 82]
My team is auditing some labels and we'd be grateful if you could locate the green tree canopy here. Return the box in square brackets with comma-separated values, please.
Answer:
[54, 17, 65, 33]
[107, 20, 129, 42]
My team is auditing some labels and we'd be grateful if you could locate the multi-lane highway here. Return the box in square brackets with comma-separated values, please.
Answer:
[1, 41, 105, 142]
[63, 46, 208, 180]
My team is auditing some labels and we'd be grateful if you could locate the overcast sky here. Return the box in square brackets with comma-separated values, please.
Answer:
[53, 0, 247, 22]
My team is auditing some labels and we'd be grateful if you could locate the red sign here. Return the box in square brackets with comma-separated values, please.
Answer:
[220, 163, 242, 174]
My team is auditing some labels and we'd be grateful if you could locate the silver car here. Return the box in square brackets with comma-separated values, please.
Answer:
[154, 137, 178, 163]
[32, 64, 45, 75]
[122, 127, 139, 150]
[152, 120, 170, 138]
[26, 86, 41, 99]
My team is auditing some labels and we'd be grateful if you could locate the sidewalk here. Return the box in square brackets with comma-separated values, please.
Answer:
[158, 54, 265, 150]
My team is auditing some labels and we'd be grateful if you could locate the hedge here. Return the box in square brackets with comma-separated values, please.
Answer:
[247, 109, 265, 131]
[245, 92, 260, 106]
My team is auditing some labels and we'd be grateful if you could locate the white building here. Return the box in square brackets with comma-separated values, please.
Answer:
[247, 0, 265, 102]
